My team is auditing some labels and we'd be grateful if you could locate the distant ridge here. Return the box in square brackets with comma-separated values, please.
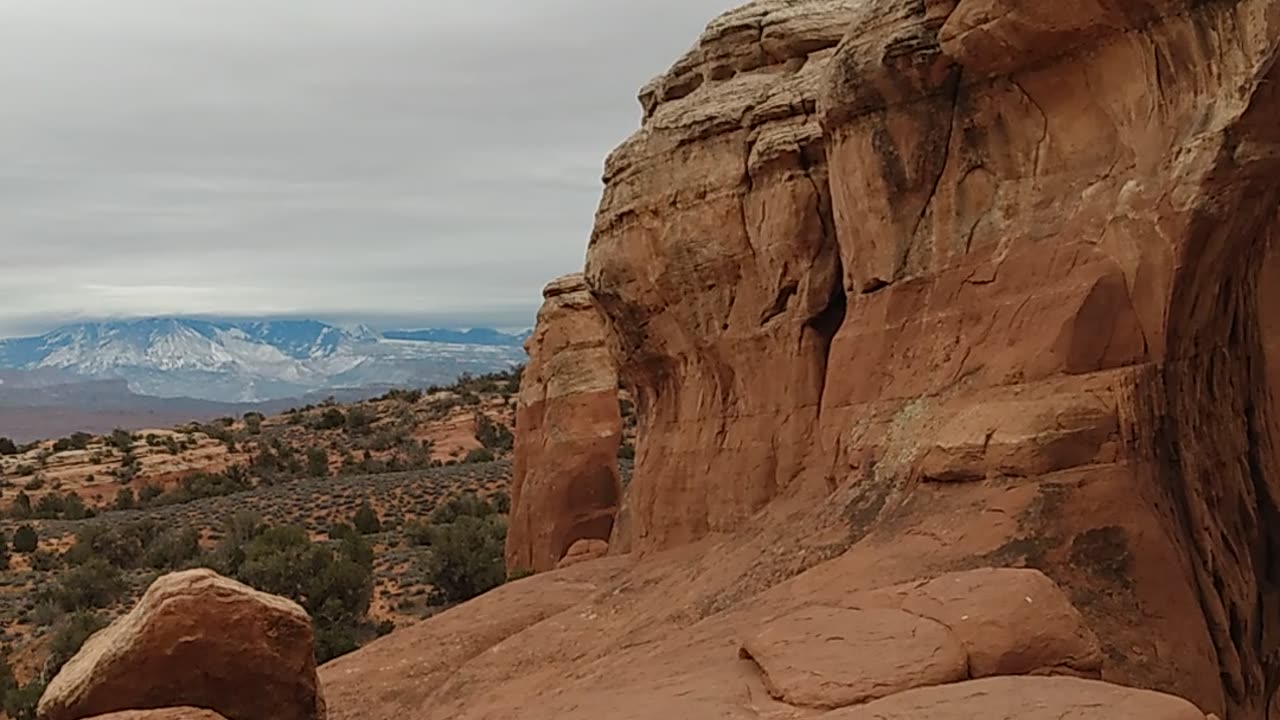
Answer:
[0, 317, 526, 404]
[382, 327, 531, 347]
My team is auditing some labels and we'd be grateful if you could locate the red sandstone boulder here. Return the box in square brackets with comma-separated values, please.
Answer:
[38, 569, 325, 720]
[894, 568, 1103, 678]
[555, 539, 609, 569]
[740, 607, 968, 709]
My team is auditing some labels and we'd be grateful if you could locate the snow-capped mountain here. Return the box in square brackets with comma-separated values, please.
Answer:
[0, 318, 527, 403]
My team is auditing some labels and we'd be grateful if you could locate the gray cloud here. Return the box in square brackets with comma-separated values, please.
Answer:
[0, 0, 736, 337]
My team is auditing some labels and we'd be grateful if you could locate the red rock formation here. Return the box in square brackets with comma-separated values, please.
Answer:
[321, 1, 1280, 718]
[582, 0, 1280, 716]
[39, 570, 325, 720]
[505, 274, 623, 573]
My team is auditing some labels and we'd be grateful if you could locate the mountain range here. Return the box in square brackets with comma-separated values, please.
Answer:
[0, 318, 530, 405]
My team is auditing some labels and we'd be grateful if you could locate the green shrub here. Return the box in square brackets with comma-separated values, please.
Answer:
[49, 611, 106, 670]
[313, 408, 346, 431]
[474, 414, 513, 452]
[230, 524, 373, 663]
[0, 437, 18, 456]
[344, 407, 375, 435]
[144, 526, 201, 571]
[0, 652, 16, 712]
[402, 519, 434, 547]
[53, 558, 125, 611]
[33, 492, 92, 520]
[52, 432, 93, 453]
[306, 448, 330, 478]
[30, 550, 59, 572]
[352, 501, 382, 535]
[463, 448, 495, 464]
[12, 525, 37, 553]
[138, 483, 163, 505]
[109, 429, 134, 452]
[423, 514, 507, 604]
[491, 490, 511, 514]
[114, 487, 136, 511]
[65, 522, 154, 568]
[4, 679, 44, 720]
[430, 493, 495, 525]
[9, 492, 32, 520]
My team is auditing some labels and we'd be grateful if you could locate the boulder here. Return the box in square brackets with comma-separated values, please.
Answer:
[38, 569, 325, 720]
[895, 568, 1103, 678]
[505, 274, 623, 574]
[819, 676, 1212, 720]
[739, 607, 967, 709]
[555, 539, 610, 569]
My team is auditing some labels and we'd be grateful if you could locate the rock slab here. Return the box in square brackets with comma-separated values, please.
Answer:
[819, 676, 1213, 720]
[740, 607, 968, 709]
[38, 569, 326, 720]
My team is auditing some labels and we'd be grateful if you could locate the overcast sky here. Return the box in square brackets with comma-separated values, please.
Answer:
[0, 0, 734, 338]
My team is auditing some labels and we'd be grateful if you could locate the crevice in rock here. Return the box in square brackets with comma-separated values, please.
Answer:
[761, 282, 799, 326]
[1152, 57, 1280, 719]
[807, 260, 847, 413]
[901, 72, 962, 283]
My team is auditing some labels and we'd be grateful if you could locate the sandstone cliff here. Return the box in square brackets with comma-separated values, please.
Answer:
[505, 274, 623, 573]
[320, 1, 1280, 719]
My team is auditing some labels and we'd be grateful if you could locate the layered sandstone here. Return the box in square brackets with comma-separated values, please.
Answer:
[39, 570, 325, 720]
[321, 2, 1280, 719]
[581, 0, 1280, 716]
[505, 274, 623, 573]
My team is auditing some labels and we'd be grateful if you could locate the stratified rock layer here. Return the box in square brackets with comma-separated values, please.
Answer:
[505, 274, 623, 574]
[38, 570, 325, 720]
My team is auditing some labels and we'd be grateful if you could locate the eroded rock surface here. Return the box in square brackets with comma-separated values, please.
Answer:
[38, 570, 325, 720]
[582, 0, 1280, 716]
[506, 274, 623, 574]
[820, 676, 1213, 720]
[740, 607, 967, 708]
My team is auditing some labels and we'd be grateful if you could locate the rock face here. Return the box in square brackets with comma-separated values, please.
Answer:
[318, 1, 1280, 719]
[580, 0, 1280, 717]
[506, 274, 623, 574]
[38, 570, 325, 720]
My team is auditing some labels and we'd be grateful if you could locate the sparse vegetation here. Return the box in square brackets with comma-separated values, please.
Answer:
[52, 432, 93, 453]
[352, 501, 382, 535]
[108, 429, 135, 452]
[12, 525, 37, 553]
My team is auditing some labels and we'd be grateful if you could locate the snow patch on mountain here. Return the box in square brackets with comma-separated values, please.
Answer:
[0, 318, 526, 403]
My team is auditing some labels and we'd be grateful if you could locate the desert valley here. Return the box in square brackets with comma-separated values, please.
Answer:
[3, 0, 1280, 719]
